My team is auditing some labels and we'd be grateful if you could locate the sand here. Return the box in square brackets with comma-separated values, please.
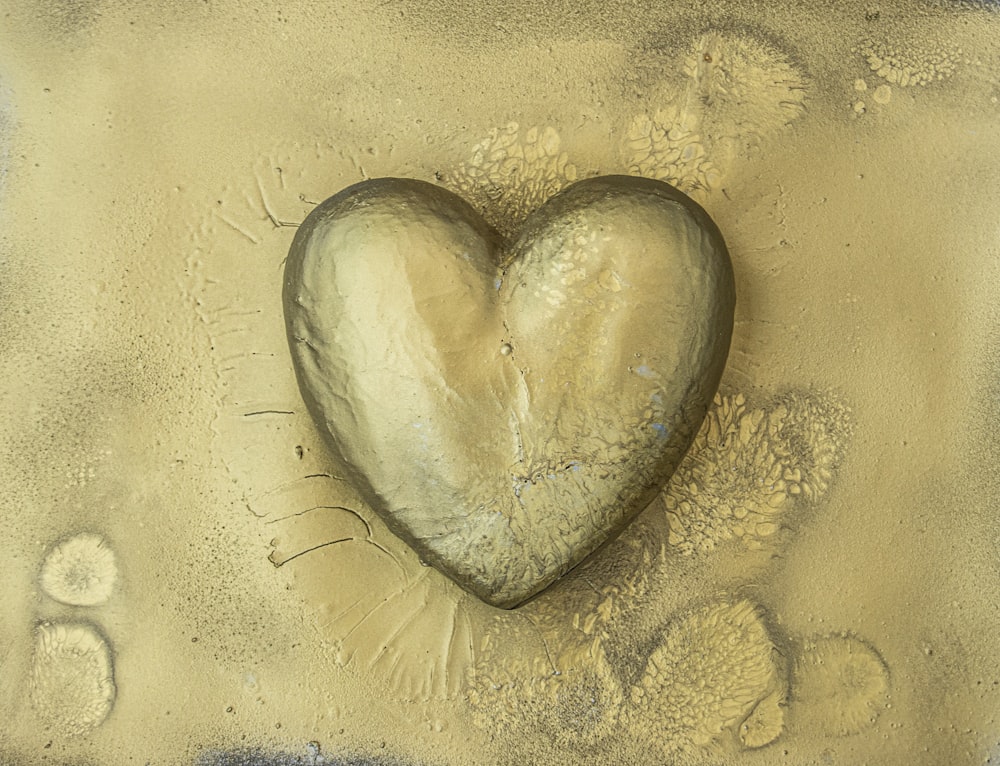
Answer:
[0, 1, 997, 764]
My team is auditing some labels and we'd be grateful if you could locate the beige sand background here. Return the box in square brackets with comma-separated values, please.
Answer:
[0, 1, 998, 764]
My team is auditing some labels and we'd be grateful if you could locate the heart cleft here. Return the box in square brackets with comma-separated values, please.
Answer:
[283, 175, 735, 608]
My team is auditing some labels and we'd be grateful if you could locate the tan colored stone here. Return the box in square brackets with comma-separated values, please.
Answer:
[283, 176, 734, 607]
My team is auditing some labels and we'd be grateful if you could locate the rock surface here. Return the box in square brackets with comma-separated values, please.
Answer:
[283, 175, 734, 607]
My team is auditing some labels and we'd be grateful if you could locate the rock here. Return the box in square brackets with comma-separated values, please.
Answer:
[283, 175, 734, 607]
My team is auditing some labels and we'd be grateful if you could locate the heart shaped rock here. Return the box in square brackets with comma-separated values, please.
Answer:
[284, 176, 734, 608]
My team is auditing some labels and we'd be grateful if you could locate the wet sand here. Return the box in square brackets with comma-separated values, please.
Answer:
[0, 2, 998, 764]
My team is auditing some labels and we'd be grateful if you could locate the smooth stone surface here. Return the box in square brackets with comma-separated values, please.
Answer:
[283, 175, 735, 607]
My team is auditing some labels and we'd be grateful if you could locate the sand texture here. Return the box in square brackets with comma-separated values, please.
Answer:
[0, 1, 998, 765]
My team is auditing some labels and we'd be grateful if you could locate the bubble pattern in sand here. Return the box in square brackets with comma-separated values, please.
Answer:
[624, 109, 720, 194]
[683, 31, 808, 139]
[29, 622, 116, 736]
[859, 35, 961, 87]
[441, 123, 579, 236]
[627, 599, 787, 754]
[625, 30, 807, 191]
[663, 391, 850, 555]
[39, 532, 118, 607]
[791, 634, 890, 736]
[467, 602, 625, 751]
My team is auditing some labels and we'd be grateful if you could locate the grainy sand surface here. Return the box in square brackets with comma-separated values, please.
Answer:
[0, 2, 998, 764]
